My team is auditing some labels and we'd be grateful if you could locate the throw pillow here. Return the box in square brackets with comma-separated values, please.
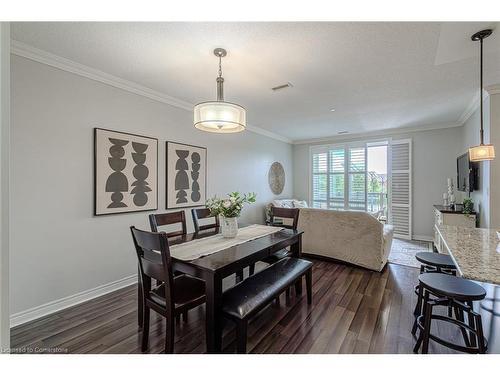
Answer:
[293, 200, 308, 208]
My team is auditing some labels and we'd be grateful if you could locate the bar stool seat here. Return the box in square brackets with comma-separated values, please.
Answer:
[412, 252, 458, 335]
[419, 273, 486, 301]
[414, 273, 487, 354]
[415, 252, 456, 270]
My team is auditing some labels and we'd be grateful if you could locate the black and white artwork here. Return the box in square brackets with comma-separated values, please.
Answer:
[94, 128, 158, 215]
[166, 142, 207, 208]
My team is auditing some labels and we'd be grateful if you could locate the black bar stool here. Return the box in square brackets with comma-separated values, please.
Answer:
[412, 252, 457, 334]
[415, 252, 457, 275]
[413, 273, 487, 354]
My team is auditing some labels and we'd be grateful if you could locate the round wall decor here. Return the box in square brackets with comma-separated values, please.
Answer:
[268, 162, 285, 195]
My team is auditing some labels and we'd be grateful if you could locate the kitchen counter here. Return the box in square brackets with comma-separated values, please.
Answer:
[436, 225, 500, 285]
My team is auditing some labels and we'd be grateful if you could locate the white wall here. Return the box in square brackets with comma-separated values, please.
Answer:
[10, 55, 293, 315]
[0, 23, 10, 351]
[293, 127, 462, 239]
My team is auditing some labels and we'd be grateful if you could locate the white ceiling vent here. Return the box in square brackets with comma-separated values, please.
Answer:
[271, 82, 293, 91]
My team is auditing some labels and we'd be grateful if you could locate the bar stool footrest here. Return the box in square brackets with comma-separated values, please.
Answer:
[416, 314, 488, 354]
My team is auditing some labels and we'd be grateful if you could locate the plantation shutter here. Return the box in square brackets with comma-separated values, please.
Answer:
[329, 148, 346, 209]
[311, 146, 346, 209]
[311, 148, 328, 209]
[348, 147, 367, 211]
[390, 139, 412, 239]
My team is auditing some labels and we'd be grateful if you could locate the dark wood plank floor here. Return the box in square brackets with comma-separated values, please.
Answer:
[10, 260, 500, 354]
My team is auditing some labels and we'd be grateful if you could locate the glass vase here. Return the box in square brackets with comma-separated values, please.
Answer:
[221, 216, 238, 238]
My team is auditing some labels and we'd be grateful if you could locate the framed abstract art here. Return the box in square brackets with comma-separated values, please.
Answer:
[94, 128, 158, 215]
[166, 141, 207, 209]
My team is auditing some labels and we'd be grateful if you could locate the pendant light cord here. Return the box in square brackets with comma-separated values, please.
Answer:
[480, 37, 484, 145]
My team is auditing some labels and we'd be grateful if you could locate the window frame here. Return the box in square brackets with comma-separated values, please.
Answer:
[309, 138, 390, 211]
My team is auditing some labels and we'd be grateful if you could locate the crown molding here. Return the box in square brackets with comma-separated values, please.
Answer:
[11, 41, 194, 111]
[10, 40, 292, 144]
[292, 121, 462, 145]
[245, 124, 291, 143]
[486, 84, 500, 95]
[457, 86, 499, 126]
[458, 91, 481, 126]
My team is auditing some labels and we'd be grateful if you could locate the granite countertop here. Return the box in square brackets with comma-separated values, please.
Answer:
[436, 225, 500, 285]
[433, 204, 476, 215]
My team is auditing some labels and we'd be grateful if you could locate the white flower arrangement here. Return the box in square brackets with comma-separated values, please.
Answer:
[206, 192, 257, 218]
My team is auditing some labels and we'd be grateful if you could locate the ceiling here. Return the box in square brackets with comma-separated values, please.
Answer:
[11, 22, 500, 142]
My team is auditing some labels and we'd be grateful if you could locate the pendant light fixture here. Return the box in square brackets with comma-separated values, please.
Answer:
[468, 29, 495, 162]
[194, 48, 246, 133]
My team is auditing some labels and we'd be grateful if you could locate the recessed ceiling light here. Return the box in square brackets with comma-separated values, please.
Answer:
[330, 108, 336, 112]
[337, 131, 349, 135]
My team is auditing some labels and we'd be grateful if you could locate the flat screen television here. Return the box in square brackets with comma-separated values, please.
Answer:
[457, 153, 479, 192]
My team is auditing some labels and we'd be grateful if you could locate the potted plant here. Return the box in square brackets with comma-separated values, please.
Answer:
[206, 192, 257, 238]
[463, 197, 474, 216]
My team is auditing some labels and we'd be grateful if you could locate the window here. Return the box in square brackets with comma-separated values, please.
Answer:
[367, 144, 388, 217]
[312, 151, 328, 208]
[310, 138, 412, 238]
[310, 140, 388, 212]
[311, 147, 345, 209]
[348, 147, 366, 210]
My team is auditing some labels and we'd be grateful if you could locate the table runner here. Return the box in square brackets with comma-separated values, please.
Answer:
[170, 224, 283, 261]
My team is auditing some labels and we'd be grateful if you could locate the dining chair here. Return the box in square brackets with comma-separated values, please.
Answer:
[144, 211, 189, 325]
[249, 206, 300, 275]
[247, 207, 301, 273]
[250, 207, 301, 303]
[130, 226, 206, 353]
[268, 206, 300, 231]
[263, 207, 300, 266]
[149, 211, 187, 237]
[191, 207, 245, 283]
[262, 206, 300, 262]
[191, 208, 219, 232]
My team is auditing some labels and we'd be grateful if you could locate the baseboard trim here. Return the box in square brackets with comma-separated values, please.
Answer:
[412, 235, 433, 242]
[10, 274, 137, 328]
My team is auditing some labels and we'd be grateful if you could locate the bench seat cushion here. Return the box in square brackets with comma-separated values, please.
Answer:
[222, 257, 313, 320]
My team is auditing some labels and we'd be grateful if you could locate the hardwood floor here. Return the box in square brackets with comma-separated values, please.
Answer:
[10, 260, 500, 354]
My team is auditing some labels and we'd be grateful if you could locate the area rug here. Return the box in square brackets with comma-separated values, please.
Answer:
[388, 238, 434, 268]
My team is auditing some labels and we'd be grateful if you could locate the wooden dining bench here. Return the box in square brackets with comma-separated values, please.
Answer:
[222, 257, 313, 353]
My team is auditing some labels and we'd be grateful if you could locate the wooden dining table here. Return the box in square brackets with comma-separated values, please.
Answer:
[137, 225, 304, 353]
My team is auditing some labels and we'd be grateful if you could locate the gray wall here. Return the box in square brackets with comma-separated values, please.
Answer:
[293, 127, 462, 239]
[10, 55, 293, 314]
[0, 22, 10, 350]
[489, 93, 500, 229]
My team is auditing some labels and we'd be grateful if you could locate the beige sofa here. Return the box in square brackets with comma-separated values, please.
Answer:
[270, 200, 393, 272]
